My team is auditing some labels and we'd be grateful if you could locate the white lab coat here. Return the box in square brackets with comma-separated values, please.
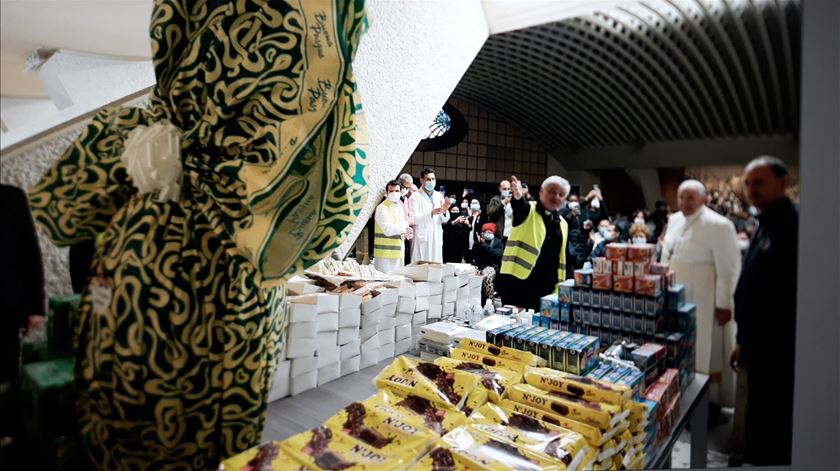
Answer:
[373, 200, 409, 275]
[409, 190, 450, 263]
[662, 206, 742, 407]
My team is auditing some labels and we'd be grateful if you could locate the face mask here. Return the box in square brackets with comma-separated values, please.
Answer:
[591, 198, 601, 209]
[451, 198, 457, 206]
[500, 190, 510, 198]
[568, 202, 580, 211]
[748, 206, 759, 216]
[471, 204, 481, 211]
[451, 210, 460, 217]
[484, 232, 495, 241]
[634, 218, 645, 225]
[387, 192, 401, 204]
[632, 236, 647, 245]
[424, 180, 436, 192]
[598, 227, 608, 237]
[603, 231, 615, 242]
[461, 203, 468, 209]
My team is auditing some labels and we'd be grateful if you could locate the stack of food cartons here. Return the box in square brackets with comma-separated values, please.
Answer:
[427, 279, 444, 322]
[286, 293, 340, 394]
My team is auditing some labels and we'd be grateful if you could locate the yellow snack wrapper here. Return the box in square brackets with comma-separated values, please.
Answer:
[434, 357, 522, 403]
[450, 348, 528, 375]
[458, 338, 547, 367]
[524, 368, 631, 407]
[439, 425, 568, 470]
[629, 401, 648, 421]
[506, 384, 626, 431]
[468, 404, 591, 471]
[279, 425, 409, 470]
[597, 439, 619, 463]
[218, 441, 312, 471]
[375, 356, 479, 411]
[322, 400, 436, 457]
[582, 448, 598, 471]
[614, 429, 633, 454]
[375, 389, 469, 436]
[497, 399, 604, 447]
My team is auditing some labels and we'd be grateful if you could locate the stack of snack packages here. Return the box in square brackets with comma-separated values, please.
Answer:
[222, 337, 615, 470]
[661, 281, 697, 390]
[571, 243, 668, 349]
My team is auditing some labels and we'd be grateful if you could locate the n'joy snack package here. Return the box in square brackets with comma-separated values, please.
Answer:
[280, 425, 409, 470]
[375, 356, 479, 411]
[506, 384, 627, 431]
[375, 389, 468, 437]
[438, 425, 569, 470]
[434, 356, 522, 403]
[219, 441, 313, 471]
[497, 399, 604, 447]
[322, 400, 436, 457]
[524, 368, 631, 407]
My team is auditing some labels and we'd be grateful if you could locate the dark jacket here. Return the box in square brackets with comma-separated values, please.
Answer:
[1, 184, 45, 330]
[471, 237, 504, 272]
[486, 196, 508, 238]
[560, 209, 591, 269]
[581, 199, 609, 227]
[442, 215, 471, 263]
[589, 240, 608, 262]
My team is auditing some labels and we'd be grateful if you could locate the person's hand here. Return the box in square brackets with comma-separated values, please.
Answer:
[432, 207, 445, 216]
[462, 188, 470, 198]
[404, 227, 414, 241]
[715, 308, 732, 326]
[510, 176, 523, 200]
[441, 197, 452, 211]
[730, 344, 741, 373]
[583, 220, 592, 231]
[585, 189, 597, 201]
[26, 315, 46, 336]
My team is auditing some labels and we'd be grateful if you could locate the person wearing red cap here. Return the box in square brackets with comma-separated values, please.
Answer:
[470, 222, 505, 303]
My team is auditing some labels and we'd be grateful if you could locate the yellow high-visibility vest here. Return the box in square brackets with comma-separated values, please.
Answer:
[373, 200, 403, 260]
[500, 201, 569, 281]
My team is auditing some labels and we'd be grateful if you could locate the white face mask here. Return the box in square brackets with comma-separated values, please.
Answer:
[632, 236, 647, 245]
[387, 191, 401, 204]
[591, 198, 601, 209]
[484, 232, 495, 241]
[568, 202, 580, 211]
[603, 231, 615, 242]
[634, 217, 645, 225]
[461, 203, 468, 209]
[471, 203, 480, 211]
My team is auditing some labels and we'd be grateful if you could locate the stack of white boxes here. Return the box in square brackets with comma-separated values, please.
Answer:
[288, 293, 340, 395]
[335, 292, 361, 379]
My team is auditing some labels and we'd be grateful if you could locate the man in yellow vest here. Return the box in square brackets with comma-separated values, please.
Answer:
[497, 175, 573, 311]
[374, 180, 413, 274]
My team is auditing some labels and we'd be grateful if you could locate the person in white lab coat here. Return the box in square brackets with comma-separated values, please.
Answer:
[409, 168, 451, 263]
[373, 180, 413, 274]
[662, 179, 742, 408]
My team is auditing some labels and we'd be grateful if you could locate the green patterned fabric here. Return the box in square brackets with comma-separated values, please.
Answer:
[28, 1, 368, 469]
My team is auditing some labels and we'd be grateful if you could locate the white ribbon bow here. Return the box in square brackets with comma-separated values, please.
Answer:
[120, 122, 183, 203]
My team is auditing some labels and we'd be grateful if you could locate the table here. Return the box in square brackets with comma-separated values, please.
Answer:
[651, 373, 710, 469]
[264, 362, 710, 469]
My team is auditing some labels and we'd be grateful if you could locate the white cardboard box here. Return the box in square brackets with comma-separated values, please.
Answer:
[443, 302, 455, 316]
[378, 328, 396, 346]
[288, 293, 339, 314]
[379, 342, 396, 362]
[395, 324, 412, 341]
[443, 289, 457, 304]
[469, 275, 483, 288]
[340, 339, 361, 361]
[340, 355, 361, 376]
[360, 325, 378, 342]
[428, 282, 444, 296]
[291, 370, 317, 396]
[362, 334, 380, 350]
[396, 264, 443, 283]
[414, 296, 430, 312]
[286, 337, 316, 359]
[458, 285, 470, 301]
[360, 309, 381, 329]
[429, 294, 443, 306]
[288, 303, 317, 324]
[317, 362, 341, 386]
[381, 303, 398, 317]
[338, 327, 359, 345]
[288, 276, 324, 296]
[412, 311, 428, 325]
[338, 293, 363, 311]
[339, 308, 361, 328]
[316, 345, 340, 368]
[457, 273, 469, 288]
[361, 347, 380, 369]
[362, 289, 397, 314]
[268, 360, 291, 402]
[443, 276, 459, 291]
[378, 316, 395, 331]
[441, 264, 457, 278]
[288, 321, 316, 339]
[414, 282, 431, 297]
[395, 338, 412, 355]
[395, 313, 413, 327]
[397, 296, 416, 314]
[316, 312, 339, 332]
[428, 304, 443, 320]
[291, 355, 318, 377]
[316, 331, 338, 350]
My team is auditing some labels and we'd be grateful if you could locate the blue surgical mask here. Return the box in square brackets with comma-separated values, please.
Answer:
[484, 232, 495, 241]
[424, 179, 436, 192]
[500, 190, 510, 198]
[461, 203, 468, 209]
[604, 231, 615, 242]
[471, 203, 481, 211]
[598, 227, 608, 237]
[451, 198, 457, 205]
[632, 236, 647, 245]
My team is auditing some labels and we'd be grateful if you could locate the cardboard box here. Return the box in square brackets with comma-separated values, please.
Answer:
[633, 314, 644, 333]
[291, 356, 318, 377]
[593, 257, 613, 275]
[560, 302, 571, 323]
[290, 370, 317, 395]
[614, 275, 635, 293]
[612, 311, 623, 330]
[288, 293, 340, 314]
[339, 308, 361, 328]
[396, 324, 412, 341]
[393, 278, 416, 298]
[414, 282, 431, 297]
[338, 293, 363, 311]
[288, 302, 317, 324]
[338, 327, 358, 345]
[395, 313, 413, 326]
[605, 243, 628, 260]
[600, 310, 611, 328]
[622, 293, 634, 312]
[486, 325, 516, 346]
[340, 355, 361, 376]
[566, 336, 600, 375]
[644, 295, 664, 317]
[441, 276, 458, 292]
[381, 303, 398, 318]
[574, 269, 593, 287]
[361, 334, 380, 351]
[635, 275, 663, 297]
[288, 276, 324, 296]
[286, 337, 316, 359]
[378, 316, 396, 331]
[626, 243, 656, 263]
[360, 288, 398, 315]
[316, 331, 338, 351]
[622, 312, 634, 332]
[360, 310, 381, 329]
[379, 342, 396, 362]
[360, 347, 380, 369]
[677, 303, 697, 333]
[414, 296, 430, 313]
[572, 286, 582, 305]
[619, 261, 635, 277]
[611, 292, 622, 311]
[396, 264, 444, 282]
[540, 294, 559, 319]
[378, 328, 396, 346]
[395, 338, 412, 355]
[288, 321, 316, 339]
[644, 317, 656, 336]
[397, 296, 416, 314]
[317, 362, 341, 386]
[591, 290, 602, 309]
[557, 280, 575, 304]
[457, 273, 470, 288]
[527, 329, 556, 355]
[592, 309, 602, 327]
[316, 312, 339, 332]
[633, 262, 651, 278]
[412, 311, 428, 325]
[514, 326, 545, 352]
[316, 345, 340, 368]
[443, 290, 458, 304]
[429, 294, 443, 306]
[582, 308, 592, 325]
[469, 275, 484, 289]
[443, 302, 455, 316]
[340, 339, 361, 361]
[667, 284, 686, 311]
[457, 285, 471, 303]
[633, 295, 645, 314]
[581, 288, 592, 306]
[428, 304, 443, 320]
[268, 360, 291, 402]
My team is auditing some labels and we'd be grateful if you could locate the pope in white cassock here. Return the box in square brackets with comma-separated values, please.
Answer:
[409, 168, 451, 263]
[662, 180, 742, 407]
[373, 180, 413, 275]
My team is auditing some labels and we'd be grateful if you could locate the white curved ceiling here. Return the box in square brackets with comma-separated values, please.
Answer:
[454, 0, 801, 151]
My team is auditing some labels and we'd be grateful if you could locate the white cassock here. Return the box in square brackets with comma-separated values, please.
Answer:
[662, 206, 741, 407]
[373, 200, 409, 275]
[409, 190, 450, 263]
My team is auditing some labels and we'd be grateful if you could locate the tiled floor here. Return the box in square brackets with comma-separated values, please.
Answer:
[671, 411, 735, 468]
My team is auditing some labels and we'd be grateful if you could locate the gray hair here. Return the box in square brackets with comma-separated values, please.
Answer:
[745, 155, 789, 179]
[541, 176, 571, 196]
[399, 173, 413, 185]
[678, 179, 707, 196]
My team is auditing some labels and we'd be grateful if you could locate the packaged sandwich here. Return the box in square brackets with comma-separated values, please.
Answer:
[469, 403, 591, 471]
[434, 356, 522, 403]
[438, 425, 568, 470]
[459, 338, 546, 366]
[497, 399, 604, 447]
[322, 400, 436, 456]
[506, 384, 627, 431]
[450, 348, 528, 375]
[218, 441, 312, 471]
[524, 368, 631, 407]
[375, 356, 479, 411]
[376, 389, 468, 436]
[279, 425, 409, 470]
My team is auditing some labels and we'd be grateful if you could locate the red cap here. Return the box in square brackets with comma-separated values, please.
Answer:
[482, 222, 497, 233]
